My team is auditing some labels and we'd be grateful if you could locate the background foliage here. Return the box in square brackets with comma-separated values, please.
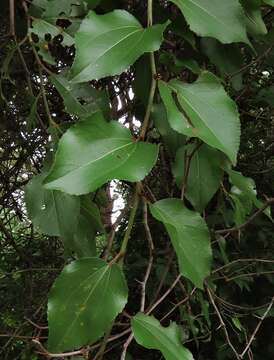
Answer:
[0, 0, 274, 359]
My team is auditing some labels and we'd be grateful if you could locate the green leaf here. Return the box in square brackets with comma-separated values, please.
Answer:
[170, 0, 250, 45]
[201, 38, 244, 90]
[152, 103, 186, 157]
[150, 198, 212, 288]
[30, 18, 74, 64]
[158, 80, 193, 137]
[160, 72, 241, 164]
[159, 53, 201, 75]
[31, 19, 74, 47]
[228, 169, 272, 221]
[50, 73, 109, 117]
[263, 0, 274, 5]
[168, 16, 197, 49]
[43, 0, 78, 18]
[27, 93, 41, 130]
[48, 258, 128, 351]
[73, 197, 104, 258]
[173, 144, 223, 212]
[241, 0, 267, 36]
[70, 10, 168, 82]
[132, 313, 194, 360]
[44, 112, 158, 195]
[133, 55, 152, 107]
[25, 170, 80, 240]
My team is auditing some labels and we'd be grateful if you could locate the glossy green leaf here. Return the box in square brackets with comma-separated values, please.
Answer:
[150, 198, 212, 288]
[160, 72, 241, 164]
[201, 38, 244, 90]
[241, 0, 267, 36]
[70, 10, 168, 82]
[48, 258, 128, 351]
[50, 73, 109, 117]
[25, 170, 80, 239]
[132, 313, 194, 360]
[170, 0, 249, 44]
[44, 112, 158, 195]
[173, 144, 223, 212]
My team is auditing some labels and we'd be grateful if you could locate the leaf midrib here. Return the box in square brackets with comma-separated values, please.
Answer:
[47, 140, 134, 184]
[56, 264, 110, 348]
[73, 26, 142, 79]
[176, 0, 243, 39]
[135, 318, 183, 359]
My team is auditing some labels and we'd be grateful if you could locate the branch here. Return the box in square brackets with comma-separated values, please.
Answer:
[140, 200, 154, 312]
[117, 183, 140, 265]
[181, 141, 203, 200]
[9, 0, 15, 37]
[215, 198, 274, 235]
[147, 274, 181, 315]
[240, 297, 274, 359]
[139, 0, 157, 140]
[207, 287, 241, 360]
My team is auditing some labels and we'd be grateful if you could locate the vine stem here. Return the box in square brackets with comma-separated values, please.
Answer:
[139, 0, 157, 140]
[117, 0, 157, 262]
[117, 183, 140, 265]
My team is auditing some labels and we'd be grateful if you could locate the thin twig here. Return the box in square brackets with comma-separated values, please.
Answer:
[120, 333, 134, 360]
[118, 183, 140, 265]
[228, 44, 274, 79]
[149, 250, 174, 306]
[139, 0, 157, 140]
[9, 0, 15, 36]
[141, 200, 154, 312]
[207, 287, 241, 360]
[160, 287, 196, 322]
[212, 258, 274, 274]
[103, 206, 128, 260]
[181, 142, 203, 200]
[215, 198, 274, 235]
[147, 274, 181, 315]
[240, 297, 274, 359]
